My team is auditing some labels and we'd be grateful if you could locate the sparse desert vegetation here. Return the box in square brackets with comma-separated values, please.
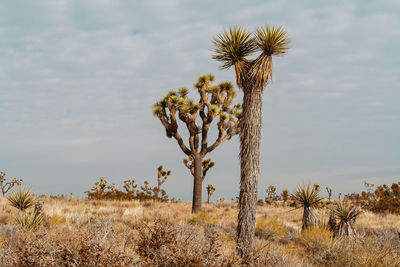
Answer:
[0, 192, 399, 266]
[2, 1, 399, 266]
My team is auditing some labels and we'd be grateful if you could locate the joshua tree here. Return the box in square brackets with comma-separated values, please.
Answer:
[281, 189, 289, 204]
[153, 165, 171, 198]
[212, 25, 290, 256]
[265, 185, 278, 203]
[153, 74, 241, 213]
[0, 171, 22, 196]
[291, 183, 324, 230]
[206, 184, 216, 203]
[333, 200, 362, 238]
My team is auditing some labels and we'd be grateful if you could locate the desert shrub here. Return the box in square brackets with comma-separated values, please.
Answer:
[345, 181, 400, 214]
[255, 217, 289, 241]
[3, 219, 138, 267]
[135, 217, 227, 266]
[188, 211, 219, 226]
[86, 177, 170, 202]
[48, 214, 66, 226]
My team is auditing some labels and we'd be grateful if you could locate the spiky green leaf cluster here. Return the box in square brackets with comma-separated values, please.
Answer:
[15, 211, 43, 230]
[202, 158, 215, 169]
[206, 184, 216, 194]
[7, 186, 36, 212]
[333, 201, 362, 223]
[195, 74, 215, 88]
[209, 105, 220, 116]
[291, 183, 324, 208]
[212, 26, 256, 70]
[178, 87, 189, 97]
[254, 25, 290, 56]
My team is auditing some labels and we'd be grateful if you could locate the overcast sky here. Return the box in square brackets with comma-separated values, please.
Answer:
[1, 0, 399, 200]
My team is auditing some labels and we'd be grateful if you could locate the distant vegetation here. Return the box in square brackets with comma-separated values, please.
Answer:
[85, 165, 172, 202]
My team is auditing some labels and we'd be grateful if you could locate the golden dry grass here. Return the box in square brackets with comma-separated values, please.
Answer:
[0, 197, 399, 266]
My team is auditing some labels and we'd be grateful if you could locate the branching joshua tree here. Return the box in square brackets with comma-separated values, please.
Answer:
[154, 165, 171, 198]
[212, 25, 290, 256]
[291, 183, 324, 230]
[206, 184, 216, 203]
[153, 74, 241, 213]
[0, 171, 22, 196]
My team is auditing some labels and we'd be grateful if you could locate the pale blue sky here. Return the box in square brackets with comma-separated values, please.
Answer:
[0, 0, 399, 200]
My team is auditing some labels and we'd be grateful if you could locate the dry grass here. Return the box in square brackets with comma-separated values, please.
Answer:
[0, 197, 399, 266]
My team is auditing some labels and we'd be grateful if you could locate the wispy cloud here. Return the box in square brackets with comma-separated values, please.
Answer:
[0, 0, 399, 199]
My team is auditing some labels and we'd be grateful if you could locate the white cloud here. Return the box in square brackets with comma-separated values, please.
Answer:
[0, 0, 399, 199]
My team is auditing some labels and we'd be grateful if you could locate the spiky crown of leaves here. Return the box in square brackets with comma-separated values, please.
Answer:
[291, 183, 324, 208]
[212, 25, 290, 66]
[206, 184, 215, 192]
[333, 201, 362, 222]
[212, 25, 290, 90]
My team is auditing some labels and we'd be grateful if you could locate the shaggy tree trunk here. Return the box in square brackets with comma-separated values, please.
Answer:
[328, 209, 337, 232]
[328, 210, 337, 232]
[192, 153, 203, 213]
[302, 206, 319, 230]
[207, 193, 210, 204]
[237, 87, 263, 258]
[336, 221, 356, 237]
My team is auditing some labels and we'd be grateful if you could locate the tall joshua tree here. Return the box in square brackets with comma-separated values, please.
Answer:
[212, 25, 290, 256]
[153, 74, 241, 213]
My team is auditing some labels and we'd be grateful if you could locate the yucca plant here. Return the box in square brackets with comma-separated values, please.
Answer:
[7, 186, 36, 212]
[15, 211, 44, 230]
[212, 25, 290, 257]
[333, 200, 362, 238]
[291, 183, 324, 230]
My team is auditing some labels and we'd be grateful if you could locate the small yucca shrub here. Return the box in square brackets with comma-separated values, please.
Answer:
[7, 186, 36, 212]
[291, 183, 324, 230]
[15, 211, 44, 230]
[333, 200, 362, 237]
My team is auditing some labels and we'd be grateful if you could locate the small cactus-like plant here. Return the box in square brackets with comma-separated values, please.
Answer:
[333, 200, 362, 238]
[15, 211, 44, 230]
[0, 171, 22, 196]
[291, 183, 324, 230]
[326, 186, 333, 201]
[206, 184, 216, 203]
[7, 186, 36, 212]
[7, 186, 43, 230]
